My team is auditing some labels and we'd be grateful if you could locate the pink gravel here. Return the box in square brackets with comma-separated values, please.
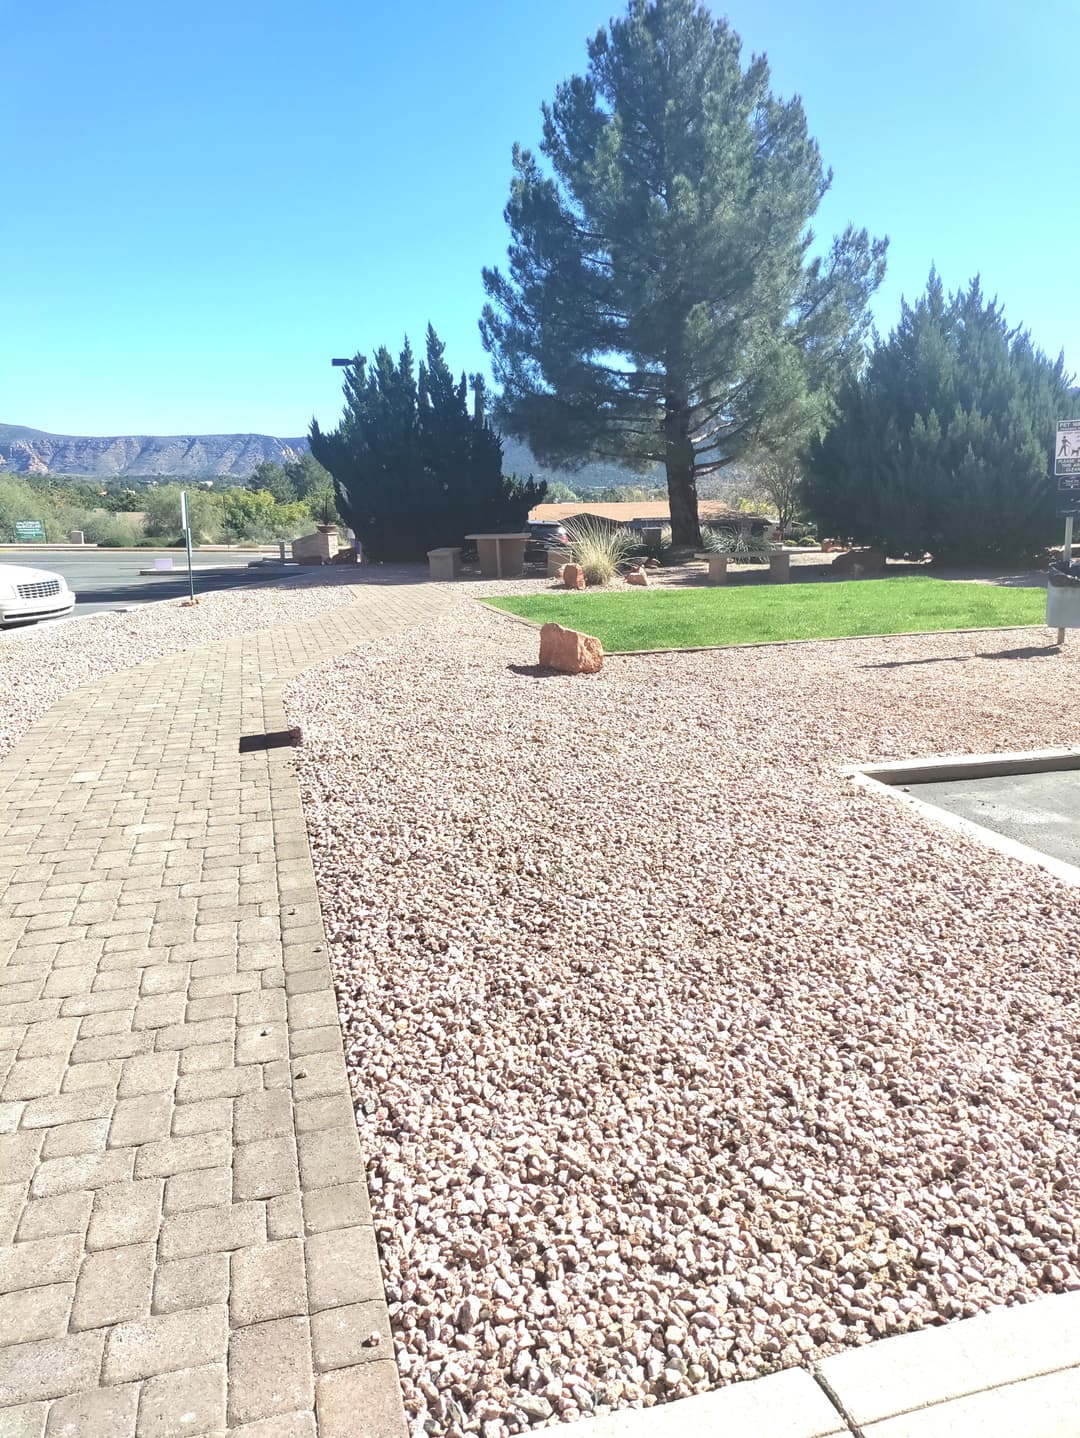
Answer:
[285, 601, 1080, 1437]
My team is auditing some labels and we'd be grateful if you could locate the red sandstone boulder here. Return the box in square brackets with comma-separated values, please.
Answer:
[538, 623, 604, 674]
[562, 563, 586, 590]
[625, 566, 649, 586]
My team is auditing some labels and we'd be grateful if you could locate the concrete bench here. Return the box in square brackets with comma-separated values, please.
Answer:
[427, 547, 462, 581]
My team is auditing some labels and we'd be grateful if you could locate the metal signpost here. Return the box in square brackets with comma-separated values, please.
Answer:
[1052, 420, 1080, 644]
[179, 490, 195, 603]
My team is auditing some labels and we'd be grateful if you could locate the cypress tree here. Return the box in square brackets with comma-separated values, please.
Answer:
[804, 273, 1079, 562]
[310, 327, 545, 561]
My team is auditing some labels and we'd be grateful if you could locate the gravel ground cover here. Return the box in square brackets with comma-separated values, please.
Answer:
[285, 601, 1080, 1438]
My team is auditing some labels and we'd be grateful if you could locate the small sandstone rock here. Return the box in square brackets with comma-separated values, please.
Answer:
[625, 567, 649, 586]
[562, 563, 586, 590]
[538, 623, 604, 675]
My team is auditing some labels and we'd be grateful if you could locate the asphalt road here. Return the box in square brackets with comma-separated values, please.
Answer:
[0, 547, 287, 618]
[908, 769, 1080, 870]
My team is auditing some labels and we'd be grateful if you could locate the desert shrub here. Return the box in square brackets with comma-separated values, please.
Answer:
[79, 513, 145, 547]
[222, 488, 310, 542]
[560, 516, 637, 584]
[143, 485, 222, 543]
[701, 525, 775, 562]
[304, 478, 341, 528]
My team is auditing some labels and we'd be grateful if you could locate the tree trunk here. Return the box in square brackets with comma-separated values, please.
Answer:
[664, 395, 701, 548]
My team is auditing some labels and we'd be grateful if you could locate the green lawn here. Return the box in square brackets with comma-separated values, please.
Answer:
[484, 577, 1046, 652]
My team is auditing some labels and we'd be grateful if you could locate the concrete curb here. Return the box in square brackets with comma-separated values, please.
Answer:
[848, 749, 1080, 889]
[556, 1292, 1080, 1436]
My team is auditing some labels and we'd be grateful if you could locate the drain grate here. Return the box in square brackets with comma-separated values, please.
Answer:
[239, 728, 301, 754]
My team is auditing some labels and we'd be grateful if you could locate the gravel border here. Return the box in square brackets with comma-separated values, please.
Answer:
[285, 600, 1080, 1438]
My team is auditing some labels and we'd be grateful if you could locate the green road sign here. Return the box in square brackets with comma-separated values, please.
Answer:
[14, 520, 45, 541]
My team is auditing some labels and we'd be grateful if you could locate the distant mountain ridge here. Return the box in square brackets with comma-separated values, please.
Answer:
[0, 422, 748, 502]
[498, 436, 664, 492]
[0, 424, 309, 478]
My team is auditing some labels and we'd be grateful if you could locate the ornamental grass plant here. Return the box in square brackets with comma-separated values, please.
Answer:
[700, 525, 775, 563]
[558, 516, 638, 585]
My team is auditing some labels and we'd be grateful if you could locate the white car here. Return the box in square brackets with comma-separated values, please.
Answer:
[0, 564, 76, 625]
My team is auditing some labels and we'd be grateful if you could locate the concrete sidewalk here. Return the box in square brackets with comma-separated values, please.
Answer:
[0, 588, 449, 1437]
[561, 1290, 1080, 1438]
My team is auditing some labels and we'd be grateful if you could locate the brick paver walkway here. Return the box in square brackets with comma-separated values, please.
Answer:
[0, 587, 449, 1437]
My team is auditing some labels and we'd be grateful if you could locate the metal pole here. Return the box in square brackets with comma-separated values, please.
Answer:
[185, 525, 195, 602]
[180, 491, 195, 602]
[1056, 515, 1074, 646]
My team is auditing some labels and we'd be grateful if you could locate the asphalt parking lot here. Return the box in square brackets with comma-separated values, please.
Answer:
[0, 546, 287, 618]
[909, 768, 1080, 871]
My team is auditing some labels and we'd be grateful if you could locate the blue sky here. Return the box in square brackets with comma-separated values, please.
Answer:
[2, 0, 1075, 438]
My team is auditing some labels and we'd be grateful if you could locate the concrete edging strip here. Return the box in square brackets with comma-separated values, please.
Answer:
[816, 1290, 1080, 1428]
[849, 755, 1080, 889]
[555, 1366, 847, 1438]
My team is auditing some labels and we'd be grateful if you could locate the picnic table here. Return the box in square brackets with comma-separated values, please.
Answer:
[465, 532, 530, 579]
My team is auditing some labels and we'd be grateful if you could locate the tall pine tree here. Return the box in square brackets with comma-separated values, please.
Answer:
[481, 0, 886, 546]
[310, 327, 545, 561]
[804, 273, 1078, 563]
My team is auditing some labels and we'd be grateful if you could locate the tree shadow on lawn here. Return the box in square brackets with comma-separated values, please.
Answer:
[926, 565, 1047, 590]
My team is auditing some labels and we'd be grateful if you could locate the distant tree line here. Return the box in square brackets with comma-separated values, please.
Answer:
[0, 457, 339, 546]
